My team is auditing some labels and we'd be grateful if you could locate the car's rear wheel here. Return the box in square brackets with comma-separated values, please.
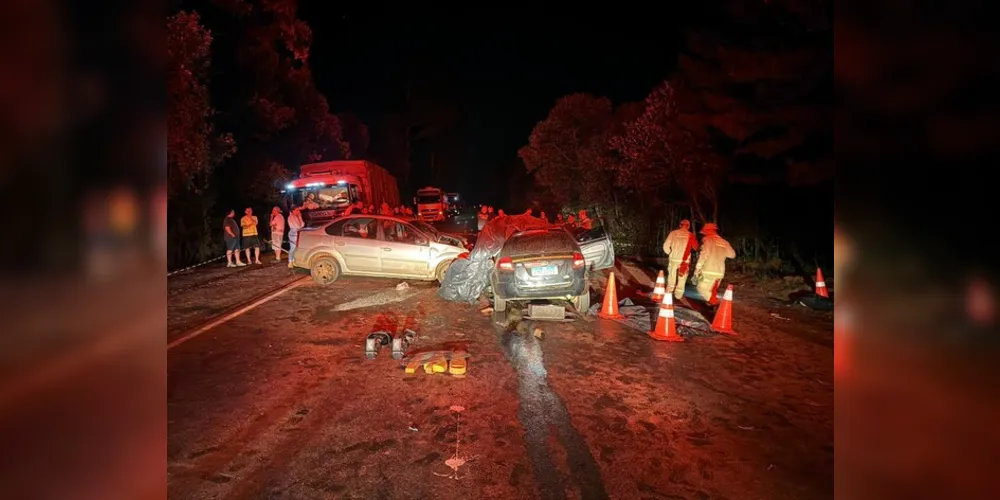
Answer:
[310, 256, 340, 285]
[571, 285, 591, 312]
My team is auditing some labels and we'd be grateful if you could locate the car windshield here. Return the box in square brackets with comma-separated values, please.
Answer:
[417, 194, 442, 204]
[410, 220, 441, 238]
[293, 186, 351, 209]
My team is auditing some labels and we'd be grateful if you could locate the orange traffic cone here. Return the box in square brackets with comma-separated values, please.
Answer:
[815, 268, 829, 298]
[649, 293, 684, 342]
[710, 285, 737, 335]
[598, 272, 625, 320]
[651, 270, 666, 303]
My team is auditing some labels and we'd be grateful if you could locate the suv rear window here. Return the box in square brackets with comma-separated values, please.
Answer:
[503, 228, 575, 256]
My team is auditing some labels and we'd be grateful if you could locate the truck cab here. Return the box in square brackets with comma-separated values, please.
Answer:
[283, 176, 361, 226]
[414, 187, 447, 222]
[281, 161, 400, 227]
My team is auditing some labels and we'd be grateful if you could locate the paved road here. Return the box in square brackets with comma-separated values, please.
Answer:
[167, 261, 833, 499]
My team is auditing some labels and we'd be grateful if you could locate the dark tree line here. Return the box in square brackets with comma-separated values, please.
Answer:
[517, 0, 832, 269]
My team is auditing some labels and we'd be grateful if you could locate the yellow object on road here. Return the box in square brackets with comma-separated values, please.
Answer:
[448, 357, 467, 376]
[424, 357, 448, 374]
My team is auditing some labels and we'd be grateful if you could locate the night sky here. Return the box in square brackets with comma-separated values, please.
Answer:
[300, 7, 694, 206]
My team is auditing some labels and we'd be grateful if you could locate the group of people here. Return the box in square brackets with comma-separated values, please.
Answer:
[476, 205, 595, 231]
[341, 201, 414, 217]
[661, 219, 735, 304]
[223, 206, 304, 268]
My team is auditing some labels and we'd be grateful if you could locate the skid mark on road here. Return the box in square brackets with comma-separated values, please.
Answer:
[501, 323, 610, 500]
[329, 287, 422, 311]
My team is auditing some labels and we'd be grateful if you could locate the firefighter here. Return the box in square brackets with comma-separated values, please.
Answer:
[662, 219, 699, 299]
[693, 222, 736, 303]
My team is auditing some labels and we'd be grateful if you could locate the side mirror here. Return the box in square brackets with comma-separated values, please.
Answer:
[415, 237, 429, 246]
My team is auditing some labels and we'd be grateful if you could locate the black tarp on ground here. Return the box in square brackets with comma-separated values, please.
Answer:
[437, 214, 550, 303]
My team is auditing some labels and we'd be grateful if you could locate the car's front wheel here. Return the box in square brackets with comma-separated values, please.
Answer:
[310, 256, 340, 285]
[435, 261, 452, 284]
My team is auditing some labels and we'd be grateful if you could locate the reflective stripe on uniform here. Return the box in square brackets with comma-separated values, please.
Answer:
[723, 288, 733, 301]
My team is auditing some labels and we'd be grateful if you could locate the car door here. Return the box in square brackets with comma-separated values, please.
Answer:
[377, 219, 431, 277]
[574, 220, 615, 270]
[330, 217, 381, 273]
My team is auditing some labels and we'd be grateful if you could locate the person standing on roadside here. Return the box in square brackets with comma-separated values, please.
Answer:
[241, 207, 263, 265]
[270, 206, 285, 262]
[577, 210, 593, 230]
[343, 201, 362, 216]
[477, 206, 489, 231]
[224, 209, 246, 267]
[286, 205, 304, 269]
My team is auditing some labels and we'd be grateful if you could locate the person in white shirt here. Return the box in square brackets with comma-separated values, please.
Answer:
[270, 206, 286, 262]
[286, 206, 304, 268]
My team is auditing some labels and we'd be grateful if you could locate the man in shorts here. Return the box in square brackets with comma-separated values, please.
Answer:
[241, 207, 263, 265]
[224, 209, 246, 267]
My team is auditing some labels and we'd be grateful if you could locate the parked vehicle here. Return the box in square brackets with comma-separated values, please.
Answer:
[282, 160, 400, 226]
[292, 214, 466, 285]
[489, 223, 615, 312]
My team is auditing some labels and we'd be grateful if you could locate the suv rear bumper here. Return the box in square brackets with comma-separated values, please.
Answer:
[492, 272, 586, 300]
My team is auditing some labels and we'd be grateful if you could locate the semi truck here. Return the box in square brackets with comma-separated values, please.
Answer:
[414, 186, 448, 221]
[282, 160, 400, 225]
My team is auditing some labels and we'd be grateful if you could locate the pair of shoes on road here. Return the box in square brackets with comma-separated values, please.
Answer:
[235, 261, 247, 267]
[287, 261, 294, 269]
[255, 260, 263, 265]
[227, 262, 235, 268]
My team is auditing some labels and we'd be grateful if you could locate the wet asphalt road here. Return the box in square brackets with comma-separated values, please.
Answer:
[168, 261, 833, 499]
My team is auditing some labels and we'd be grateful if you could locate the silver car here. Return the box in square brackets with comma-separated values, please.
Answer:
[292, 214, 467, 285]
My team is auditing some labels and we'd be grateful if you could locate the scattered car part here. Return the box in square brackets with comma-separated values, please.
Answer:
[391, 328, 417, 360]
[527, 303, 566, 321]
[364, 331, 392, 359]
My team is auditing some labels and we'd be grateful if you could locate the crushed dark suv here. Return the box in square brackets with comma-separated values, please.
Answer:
[490, 224, 614, 312]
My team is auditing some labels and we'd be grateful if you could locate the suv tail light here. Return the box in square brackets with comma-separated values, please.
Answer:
[572, 252, 585, 269]
[497, 256, 514, 272]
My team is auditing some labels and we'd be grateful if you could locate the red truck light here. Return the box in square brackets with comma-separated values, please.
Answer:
[572, 252, 585, 269]
[497, 256, 514, 272]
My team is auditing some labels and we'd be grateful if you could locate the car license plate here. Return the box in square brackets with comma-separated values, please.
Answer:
[532, 265, 557, 276]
